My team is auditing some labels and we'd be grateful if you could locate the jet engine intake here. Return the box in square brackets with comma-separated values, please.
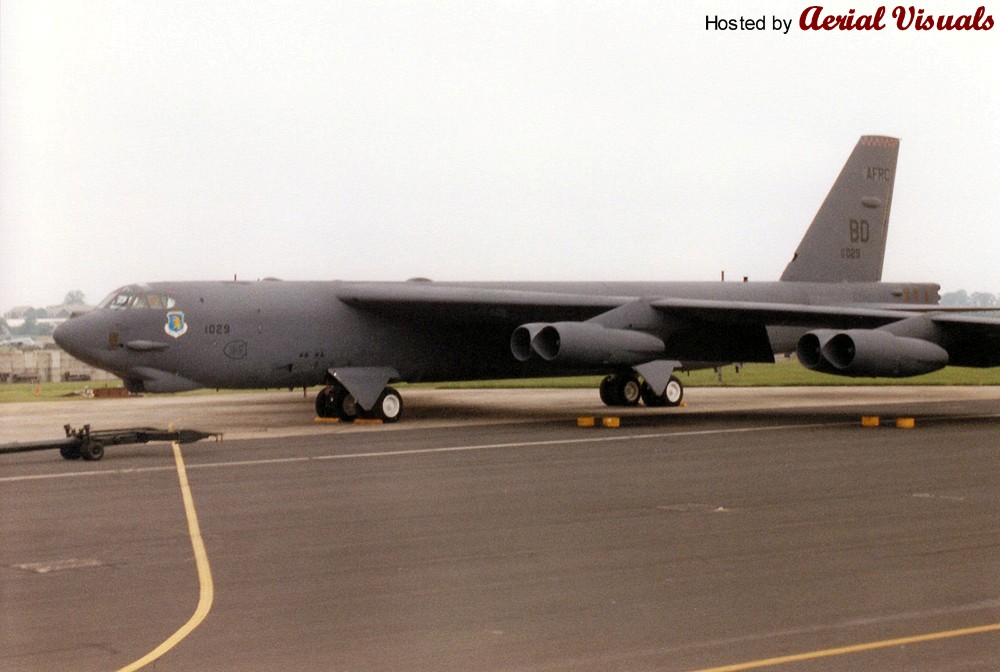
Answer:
[795, 329, 838, 372]
[511, 321, 664, 366]
[797, 329, 948, 378]
[510, 323, 546, 362]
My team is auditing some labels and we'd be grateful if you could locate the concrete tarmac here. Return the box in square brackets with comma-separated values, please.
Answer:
[2, 387, 999, 671]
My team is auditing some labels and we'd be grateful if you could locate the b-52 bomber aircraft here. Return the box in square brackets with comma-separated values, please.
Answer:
[54, 136, 1000, 423]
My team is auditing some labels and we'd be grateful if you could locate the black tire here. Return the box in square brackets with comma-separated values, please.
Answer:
[80, 442, 104, 461]
[335, 391, 358, 423]
[315, 388, 334, 418]
[664, 375, 684, 407]
[599, 375, 621, 406]
[640, 376, 683, 407]
[640, 382, 668, 407]
[60, 445, 82, 460]
[374, 387, 403, 423]
[616, 374, 642, 407]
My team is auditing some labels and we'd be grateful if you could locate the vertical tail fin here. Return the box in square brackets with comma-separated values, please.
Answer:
[781, 135, 899, 283]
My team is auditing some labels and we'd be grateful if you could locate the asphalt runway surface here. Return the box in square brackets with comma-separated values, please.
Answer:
[2, 387, 999, 671]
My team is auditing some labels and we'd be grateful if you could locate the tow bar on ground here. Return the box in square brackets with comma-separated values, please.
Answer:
[0, 425, 223, 461]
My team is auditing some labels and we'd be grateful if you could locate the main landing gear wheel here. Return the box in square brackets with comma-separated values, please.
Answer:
[599, 373, 642, 407]
[315, 388, 332, 417]
[373, 387, 403, 423]
[640, 375, 684, 407]
[315, 386, 359, 422]
[316, 385, 403, 423]
[335, 392, 359, 422]
[602, 374, 683, 408]
[663, 376, 684, 407]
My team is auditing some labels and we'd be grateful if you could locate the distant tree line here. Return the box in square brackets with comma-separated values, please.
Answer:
[940, 290, 1000, 307]
[1, 317, 54, 337]
[2, 291, 89, 337]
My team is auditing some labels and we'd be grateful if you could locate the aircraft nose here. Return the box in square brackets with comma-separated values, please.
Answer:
[54, 313, 106, 362]
[53, 316, 82, 355]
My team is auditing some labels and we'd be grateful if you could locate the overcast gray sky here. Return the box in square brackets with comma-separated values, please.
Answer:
[2, 1, 998, 310]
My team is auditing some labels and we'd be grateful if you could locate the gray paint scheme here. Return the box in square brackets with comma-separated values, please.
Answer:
[54, 137, 1000, 419]
[781, 135, 898, 283]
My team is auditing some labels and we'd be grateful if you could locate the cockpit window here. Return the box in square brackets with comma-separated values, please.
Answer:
[98, 290, 134, 310]
[98, 287, 175, 310]
[146, 294, 169, 309]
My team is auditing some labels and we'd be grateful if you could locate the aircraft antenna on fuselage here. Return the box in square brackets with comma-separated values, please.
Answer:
[780, 135, 899, 283]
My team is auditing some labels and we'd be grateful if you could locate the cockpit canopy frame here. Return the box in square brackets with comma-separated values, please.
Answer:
[98, 286, 177, 311]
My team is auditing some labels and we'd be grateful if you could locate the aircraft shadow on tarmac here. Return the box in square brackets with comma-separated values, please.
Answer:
[358, 394, 999, 432]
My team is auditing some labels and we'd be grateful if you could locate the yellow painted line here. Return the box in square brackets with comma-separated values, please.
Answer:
[117, 442, 214, 672]
[690, 622, 1000, 672]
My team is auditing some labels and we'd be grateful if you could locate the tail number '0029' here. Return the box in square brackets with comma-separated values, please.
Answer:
[205, 324, 231, 335]
[841, 247, 862, 259]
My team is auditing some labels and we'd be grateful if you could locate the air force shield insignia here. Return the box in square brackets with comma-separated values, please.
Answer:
[165, 311, 188, 338]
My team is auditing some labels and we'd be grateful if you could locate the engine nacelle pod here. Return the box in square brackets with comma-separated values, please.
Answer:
[528, 322, 664, 366]
[798, 329, 949, 378]
[795, 329, 840, 374]
[824, 330, 949, 377]
[511, 323, 546, 362]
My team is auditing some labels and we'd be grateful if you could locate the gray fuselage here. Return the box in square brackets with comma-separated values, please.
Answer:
[54, 279, 938, 393]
